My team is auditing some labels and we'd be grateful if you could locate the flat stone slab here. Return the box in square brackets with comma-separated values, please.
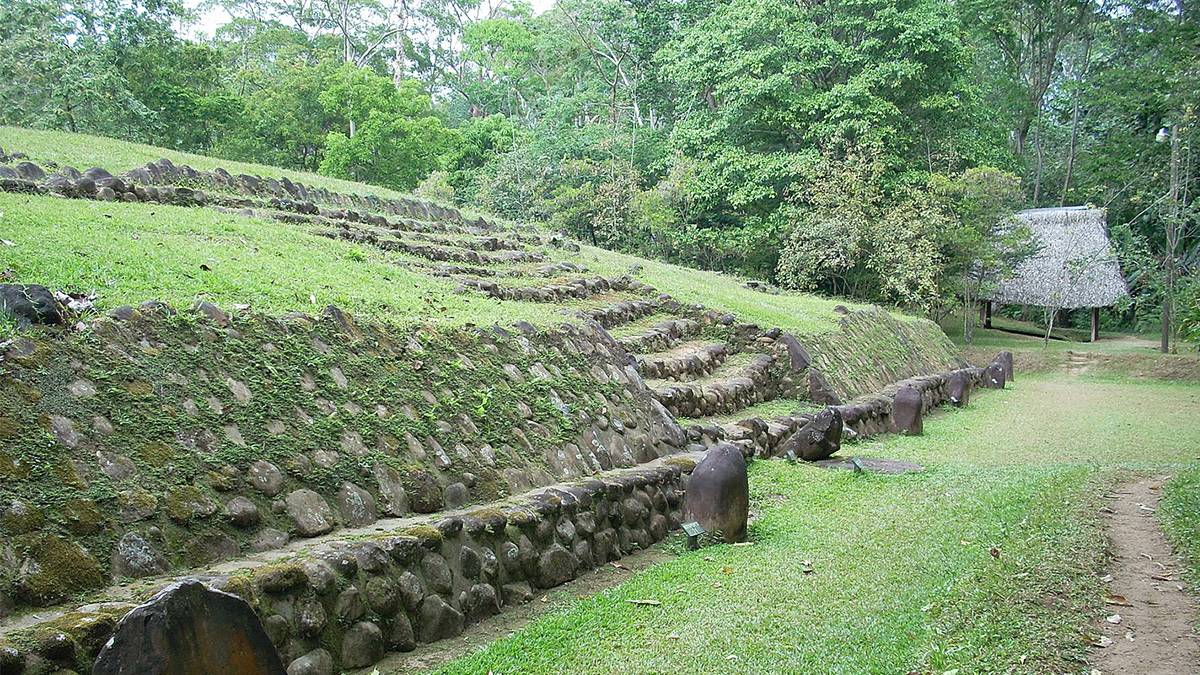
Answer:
[810, 457, 924, 475]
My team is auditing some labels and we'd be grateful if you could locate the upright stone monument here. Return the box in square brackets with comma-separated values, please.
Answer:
[683, 444, 749, 543]
[890, 385, 924, 435]
[93, 580, 285, 675]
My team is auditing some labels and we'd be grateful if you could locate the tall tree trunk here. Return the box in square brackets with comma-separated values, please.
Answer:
[1163, 124, 1180, 353]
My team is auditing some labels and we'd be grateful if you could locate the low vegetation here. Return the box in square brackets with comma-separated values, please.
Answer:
[433, 374, 1200, 673]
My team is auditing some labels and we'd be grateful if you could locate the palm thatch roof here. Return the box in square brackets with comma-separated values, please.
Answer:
[986, 207, 1129, 309]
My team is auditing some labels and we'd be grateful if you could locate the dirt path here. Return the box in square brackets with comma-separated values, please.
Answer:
[1093, 477, 1200, 674]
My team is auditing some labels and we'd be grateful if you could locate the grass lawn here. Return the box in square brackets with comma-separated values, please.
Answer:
[0, 191, 562, 332]
[0, 125, 427, 205]
[0, 189, 864, 339]
[432, 373, 1200, 674]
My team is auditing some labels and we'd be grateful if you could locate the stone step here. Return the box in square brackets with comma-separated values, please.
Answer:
[649, 352, 783, 419]
[578, 298, 667, 330]
[616, 317, 701, 354]
[456, 275, 649, 303]
[636, 341, 730, 381]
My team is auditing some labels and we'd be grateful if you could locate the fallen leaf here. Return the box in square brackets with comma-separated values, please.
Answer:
[1106, 614, 1122, 625]
[989, 546, 1001, 559]
[721, 566, 733, 575]
[1104, 595, 1133, 607]
[627, 599, 661, 606]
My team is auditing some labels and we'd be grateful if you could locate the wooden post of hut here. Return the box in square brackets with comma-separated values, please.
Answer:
[982, 207, 1128, 342]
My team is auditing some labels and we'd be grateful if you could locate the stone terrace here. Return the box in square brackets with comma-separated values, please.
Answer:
[0, 151, 982, 675]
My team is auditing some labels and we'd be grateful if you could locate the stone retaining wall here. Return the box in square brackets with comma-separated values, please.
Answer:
[0, 303, 686, 619]
[702, 367, 986, 458]
[0, 459, 696, 675]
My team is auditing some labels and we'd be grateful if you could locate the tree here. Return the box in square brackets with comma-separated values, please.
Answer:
[318, 68, 459, 189]
[932, 167, 1035, 343]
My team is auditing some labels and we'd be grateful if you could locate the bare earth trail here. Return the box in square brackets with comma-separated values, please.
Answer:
[1095, 477, 1200, 673]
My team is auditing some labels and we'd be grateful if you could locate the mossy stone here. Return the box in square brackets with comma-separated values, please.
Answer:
[2, 500, 45, 534]
[138, 442, 176, 468]
[16, 534, 104, 606]
[62, 499, 104, 535]
[165, 485, 217, 523]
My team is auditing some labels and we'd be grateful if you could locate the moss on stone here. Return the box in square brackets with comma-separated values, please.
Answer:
[14, 534, 105, 606]
[402, 525, 443, 545]
[663, 456, 698, 472]
[164, 485, 213, 523]
[253, 562, 308, 593]
[62, 499, 104, 535]
[138, 442, 176, 468]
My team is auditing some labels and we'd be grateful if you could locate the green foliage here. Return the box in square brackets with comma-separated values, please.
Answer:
[315, 66, 459, 190]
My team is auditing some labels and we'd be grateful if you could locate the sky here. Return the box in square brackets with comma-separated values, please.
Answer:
[182, 0, 557, 39]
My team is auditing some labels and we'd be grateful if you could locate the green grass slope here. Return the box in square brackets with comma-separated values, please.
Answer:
[0, 127, 880, 338]
[428, 373, 1200, 674]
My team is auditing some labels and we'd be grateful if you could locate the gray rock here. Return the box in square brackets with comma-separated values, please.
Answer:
[890, 385, 924, 435]
[335, 482, 378, 527]
[684, 443, 749, 543]
[995, 350, 1014, 381]
[421, 553, 453, 594]
[334, 587, 366, 622]
[225, 496, 260, 527]
[373, 463, 409, 516]
[387, 614, 416, 652]
[248, 460, 285, 496]
[983, 361, 1006, 389]
[397, 571, 424, 611]
[779, 406, 843, 461]
[296, 596, 327, 637]
[93, 580, 285, 675]
[365, 577, 399, 615]
[948, 370, 971, 407]
[111, 532, 169, 579]
[443, 482, 469, 509]
[417, 595, 464, 643]
[287, 649, 333, 675]
[340, 621, 384, 669]
[502, 581, 533, 605]
[465, 583, 500, 622]
[535, 544, 577, 588]
[249, 528, 289, 552]
[285, 490, 335, 537]
[409, 471, 442, 513]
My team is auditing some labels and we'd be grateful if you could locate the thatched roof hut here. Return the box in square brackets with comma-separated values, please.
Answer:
[986, 207, 1128, 309]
